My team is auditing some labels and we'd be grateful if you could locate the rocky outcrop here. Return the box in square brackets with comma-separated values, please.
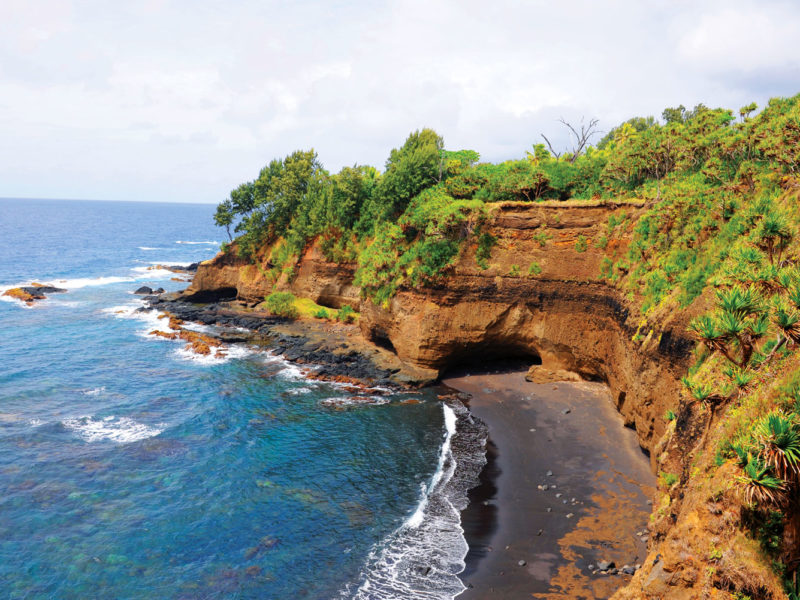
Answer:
[179, 200, 714, 598]
[355, 201, 695, 451]
[3, 284, 67, 305]
[184, 242, 359, 308]
[184, 201, 696, 449]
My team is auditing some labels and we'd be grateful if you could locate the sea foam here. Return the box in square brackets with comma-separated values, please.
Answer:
[63, 415, 163, 443]
[340, 402, 488, 600]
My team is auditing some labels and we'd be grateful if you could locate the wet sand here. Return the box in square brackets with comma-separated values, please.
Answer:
[443, 365, 655, 599]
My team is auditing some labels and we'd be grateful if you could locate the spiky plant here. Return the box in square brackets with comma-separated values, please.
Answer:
[754, 412, 800, 481]
[689, 382, 719, 403]
[755, 212, 793, 264]
[718, 310, 746, 338]
[724, 365, 755, 396]
[776, 266, 800, 291]
[775, 303, 800, 344]
[789, 284, 800, 310]
[716, 285, 762, 317]
[737, 455, 787, 507]
[689, 315, 726, 352]
[731, 443, 751, 467]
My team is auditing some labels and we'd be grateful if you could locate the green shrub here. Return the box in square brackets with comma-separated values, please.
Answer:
[265, 291, 298, 318]
[575, 235, 588, 253]
[509, 264, 520, 277]
[659, 471, 679, 487]
[528, 262, 542, 276]
[337, 304, 357, 323]
[313, 308, 330, 319]
[476, 232, 497, 269]
[533, 228, 550, 247]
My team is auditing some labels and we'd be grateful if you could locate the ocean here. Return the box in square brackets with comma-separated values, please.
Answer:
[0, 198, 483, 599]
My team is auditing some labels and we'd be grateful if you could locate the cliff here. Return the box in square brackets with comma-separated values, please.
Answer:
[181, 200, 789, 598]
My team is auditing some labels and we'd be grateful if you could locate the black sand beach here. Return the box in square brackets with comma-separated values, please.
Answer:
[443, 365, 655, 599]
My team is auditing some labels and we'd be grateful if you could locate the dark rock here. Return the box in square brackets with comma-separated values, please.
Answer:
[134, 286, 153, 295]
[154, 287, 165, 294]
[22, 285, 66, 295]
[622, 565, 636, 575]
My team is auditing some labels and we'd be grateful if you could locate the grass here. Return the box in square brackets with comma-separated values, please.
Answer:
[261, 295, 361, 323]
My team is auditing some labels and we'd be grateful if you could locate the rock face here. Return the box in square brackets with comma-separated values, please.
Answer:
[184, 242, 360, 308]
[355, 202, 695, 451]
[180, 200, 711, 598]
[184, 202, 695, 450]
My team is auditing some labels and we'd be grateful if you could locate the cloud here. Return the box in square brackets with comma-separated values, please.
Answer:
[0, 0, 797, 203]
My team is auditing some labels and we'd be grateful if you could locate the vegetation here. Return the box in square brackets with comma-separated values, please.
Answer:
[210, 93, 800, 596]
[264, 291, 299, 318]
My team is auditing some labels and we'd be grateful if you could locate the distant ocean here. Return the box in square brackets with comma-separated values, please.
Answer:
[0, 198, 481, 599]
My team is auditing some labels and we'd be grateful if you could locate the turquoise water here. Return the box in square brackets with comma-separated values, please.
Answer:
[0, 199, 459, 599]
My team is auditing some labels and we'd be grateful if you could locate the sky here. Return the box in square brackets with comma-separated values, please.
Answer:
[1, 0, 799, 204]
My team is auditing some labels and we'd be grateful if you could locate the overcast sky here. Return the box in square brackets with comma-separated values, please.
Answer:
[2, 0, 799, 204]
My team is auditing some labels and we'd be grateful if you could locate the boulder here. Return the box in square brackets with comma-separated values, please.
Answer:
[525, 365, 582, 384]
[134, 286, 153, 295]
[597, 560, 615, 571]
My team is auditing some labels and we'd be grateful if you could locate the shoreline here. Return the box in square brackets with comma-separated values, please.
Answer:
[444, 363, 655, 599]
[141, 293, 657, 598]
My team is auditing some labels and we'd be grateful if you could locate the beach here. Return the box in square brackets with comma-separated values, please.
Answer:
[443, 365, 655, 599]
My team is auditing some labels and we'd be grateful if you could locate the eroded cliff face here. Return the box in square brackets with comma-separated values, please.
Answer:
[189, 202, 696, 449]
[183, 201, 755, 598]
[371, 207, 700, 453]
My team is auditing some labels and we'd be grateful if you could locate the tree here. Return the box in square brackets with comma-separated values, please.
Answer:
[739, 102, 758, 122]
[542, 117, 601, 163]
[662, 105, 687, 124]
[597, 116, 656, 149]
[358, 129, 443, 227]
[214, 199, 234, 241]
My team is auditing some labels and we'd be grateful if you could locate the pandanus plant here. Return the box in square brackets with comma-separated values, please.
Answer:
[755, 212, 793, 265]
[754, 412, 800, 481]
[737, 455, 787, 507]
[689, 286, 767, 367]
[724, 365, 755, 397]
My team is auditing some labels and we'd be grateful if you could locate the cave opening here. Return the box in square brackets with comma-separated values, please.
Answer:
[182, 287, 238, 303]
[439, 342, 542, 379]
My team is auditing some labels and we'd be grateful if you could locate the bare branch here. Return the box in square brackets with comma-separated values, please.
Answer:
[544, 117, 601, 163]
[541, 134, 562, 160]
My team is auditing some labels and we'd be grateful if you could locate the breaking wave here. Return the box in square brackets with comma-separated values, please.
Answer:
[339, 401, 487, 599]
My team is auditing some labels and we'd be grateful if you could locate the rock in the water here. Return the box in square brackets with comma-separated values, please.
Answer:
[134, 286, 153, 295]
[622, 565, 636, 575]
[154, 287, 165, 294]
